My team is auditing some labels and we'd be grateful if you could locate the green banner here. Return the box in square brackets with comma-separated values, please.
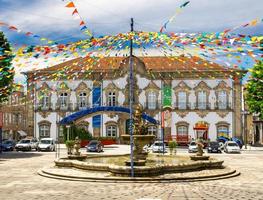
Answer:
[162, 86, 172, 107]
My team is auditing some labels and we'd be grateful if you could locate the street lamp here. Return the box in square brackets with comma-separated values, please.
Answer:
[242, 110, 250, 149]
[66, 125, 70, 141]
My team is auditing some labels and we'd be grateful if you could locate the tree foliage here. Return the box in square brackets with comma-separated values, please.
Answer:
[245, 61, 263, 119]
[0, 32, 14, 102]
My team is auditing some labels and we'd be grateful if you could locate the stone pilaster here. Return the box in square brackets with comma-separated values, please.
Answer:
[232, 76, 242, 139]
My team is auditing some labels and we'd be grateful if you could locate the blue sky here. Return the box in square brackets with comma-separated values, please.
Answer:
[0, 0, 262, 45]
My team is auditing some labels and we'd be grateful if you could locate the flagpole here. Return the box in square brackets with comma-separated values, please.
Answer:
[129, 17, 134, 177]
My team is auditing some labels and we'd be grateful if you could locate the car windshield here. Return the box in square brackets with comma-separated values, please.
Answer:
[228, 143, 238, 147]
[3, 140, 13, 144]
[40, 140, 51, 144]
[210, 142, 219, 147]
[89, 141, 98, 146]
[19, 140, 30, 144]
[190, 142, 196, 146]
[154, 142, 164, 146]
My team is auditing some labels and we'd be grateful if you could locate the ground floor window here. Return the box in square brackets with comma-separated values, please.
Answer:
[148, 126, 157, 135]
[39, 124, 50, 138]
[106, 125, 117, 137]
[217, 125, 229, 137]
[177, 125, 188, 136]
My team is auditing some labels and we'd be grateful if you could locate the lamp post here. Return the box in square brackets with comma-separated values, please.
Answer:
[242, 110, 250, 149]
[66, 125, 70, 141]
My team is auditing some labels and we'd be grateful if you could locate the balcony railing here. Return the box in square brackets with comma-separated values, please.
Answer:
[214, 102, 232, 110]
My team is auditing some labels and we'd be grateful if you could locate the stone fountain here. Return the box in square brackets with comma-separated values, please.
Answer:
[121, 104, 155, 166]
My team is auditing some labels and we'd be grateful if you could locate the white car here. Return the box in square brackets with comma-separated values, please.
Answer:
[15, 138, 38, 151]
[188, 141, 198, 153]
[37, 138, 56, 151]
[151, 141, 167, 153]
[224, 141, 240, 153]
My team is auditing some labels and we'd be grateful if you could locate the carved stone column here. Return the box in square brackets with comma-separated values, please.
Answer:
[232, 76, 242, 139]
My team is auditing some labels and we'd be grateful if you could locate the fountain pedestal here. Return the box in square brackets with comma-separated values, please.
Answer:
[122, 134, 155, 166]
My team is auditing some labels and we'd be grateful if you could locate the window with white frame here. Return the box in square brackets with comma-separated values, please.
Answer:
[108, 91, 116, 106]
[197, 91, 207, 109]
[218, 90, 227, 109]
[59, 92, 68, 108]
[106, 125, 117, 137]
[41, 93, 49, 108]
[79, 92, 87, 109]
[148, 126, 157, 135]
[39, 124, 50, 137]
[178, 91, 187, 109]
[177, 125, 188, 136]
[148, 91, 157, 109]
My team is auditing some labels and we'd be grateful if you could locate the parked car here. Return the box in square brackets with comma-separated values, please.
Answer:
[151, 141, 167, 153]
[207, 141, 221, 153]
[188, 141, 198, 153]
[0, 140, 16, 151]
[224, 141, 241, 153]
[15, 138, 38, 151]
[37, 138, 56, 151]
[86, 140, 103, 152]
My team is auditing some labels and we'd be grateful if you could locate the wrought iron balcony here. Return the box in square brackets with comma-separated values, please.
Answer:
[214, 102, 232, 110]
[193, 102, 211, 110]
[174, 103, 192, 110]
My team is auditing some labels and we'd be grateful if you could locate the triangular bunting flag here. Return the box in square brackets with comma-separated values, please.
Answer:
[80, 21, 85, 26]
[72, 9, 78, 15]
[65, 2, 75, 8]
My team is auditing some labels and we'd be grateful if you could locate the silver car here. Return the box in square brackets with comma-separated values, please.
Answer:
[15, 138, 38, 151]
[188, 141, 198, 153]
[224, 141, 241, 153]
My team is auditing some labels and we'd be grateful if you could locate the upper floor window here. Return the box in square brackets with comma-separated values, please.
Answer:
[197, 91, 207, 109]
[78, 92, 87, 109]
[108, 91, 116, 106]
[106, 125, 117, 137]
[41, 94, 49, 108]
[59, 93, 68, 108]
[148, 91, 157, 109]
[39, 124, 50, 138]
[178, 91, 187, 109]
[218, 90, 227, 109]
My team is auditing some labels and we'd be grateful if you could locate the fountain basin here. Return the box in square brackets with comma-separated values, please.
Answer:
[54, 154, 224, 177]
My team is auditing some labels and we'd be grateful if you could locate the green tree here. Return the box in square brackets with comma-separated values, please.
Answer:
[0, 32, 14, 102]
[245, 61, 263, 119]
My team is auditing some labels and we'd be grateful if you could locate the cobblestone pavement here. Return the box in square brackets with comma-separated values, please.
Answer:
[0, 148, 263, 200]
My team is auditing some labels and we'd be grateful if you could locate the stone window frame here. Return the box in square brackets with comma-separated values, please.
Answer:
[144, 81, 160, 110]
[57, 82, 71, 109]
[104, 82, 120, 106]
[105, 121, 118, 137]
[175, 121, 189, 136]
[36, 82, 52, 109]
[38, 120, 51, 138]
[147, 125, 157, 135]
[75, 82, 91, 109]
[194, 81, 211, 110]
[214, 81, 231, 110]
[216, 121, 230, 137]
[173, 81, 191, 110]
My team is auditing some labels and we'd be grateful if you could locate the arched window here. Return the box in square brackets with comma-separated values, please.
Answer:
[148, 126, 157, 135]
[108, 91, 116, 106]
[148, 91, 157, 109]
[218, 90, 227, 109]
[198, 91, 207, 109]
[59, 93, 68, 108]
[178, 91, 187, 109]
[106, 125, 117, 137]
[78, 92, 87, 109]
[39, 124, 50, 138]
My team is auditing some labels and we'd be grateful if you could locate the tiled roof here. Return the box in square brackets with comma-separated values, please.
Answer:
[28, 55, 236, 74]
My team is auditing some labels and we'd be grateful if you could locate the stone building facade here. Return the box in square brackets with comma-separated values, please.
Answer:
[24, 56, 246, 144]
[0, 85, 31, 140]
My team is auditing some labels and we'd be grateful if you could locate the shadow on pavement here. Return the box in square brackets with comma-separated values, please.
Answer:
[0, 151, 45, 160]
